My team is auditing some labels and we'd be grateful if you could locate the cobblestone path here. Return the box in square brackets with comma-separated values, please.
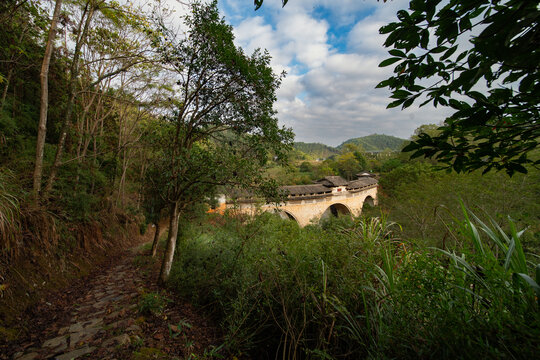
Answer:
[12, 251, 147, 360]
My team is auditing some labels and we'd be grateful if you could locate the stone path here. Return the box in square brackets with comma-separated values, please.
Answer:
[12, 253, 145, 360]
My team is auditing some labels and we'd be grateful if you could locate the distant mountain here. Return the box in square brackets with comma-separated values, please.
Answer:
[293, 142, 339, 159]
[337, 134, 407, 152]
[293, 134, 407, 159]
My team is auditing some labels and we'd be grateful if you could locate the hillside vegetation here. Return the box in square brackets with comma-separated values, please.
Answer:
[337, 133, 406, 151]
[293, 134, 407, 161]
[293, 142, 339, 159]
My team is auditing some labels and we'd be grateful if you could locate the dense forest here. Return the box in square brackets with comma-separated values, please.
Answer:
[1, 0, 539, 359]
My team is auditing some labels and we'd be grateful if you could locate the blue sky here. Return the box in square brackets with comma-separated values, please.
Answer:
[166, 0, 454, 146]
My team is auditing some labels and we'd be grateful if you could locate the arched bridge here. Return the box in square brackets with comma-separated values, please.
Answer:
[224, 174, 378, 227]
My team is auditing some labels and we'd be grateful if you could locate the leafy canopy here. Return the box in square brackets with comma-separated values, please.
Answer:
[150, 0, 293, 206]
[378, 0, 540, 175]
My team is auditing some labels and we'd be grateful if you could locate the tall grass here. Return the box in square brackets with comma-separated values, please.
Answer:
[0, 170, 21, 256]
[168, 210, 540, 359]
[438, 202, 539, 309]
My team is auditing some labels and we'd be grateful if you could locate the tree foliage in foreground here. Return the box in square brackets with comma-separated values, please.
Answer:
[378, 0, 540, 175]
[149, 0, 293, 282]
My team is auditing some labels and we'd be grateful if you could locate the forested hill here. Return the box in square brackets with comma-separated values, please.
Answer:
[294, 134, 407, 159]
[293, 142, 339, 159]
[337, 134, 406, 152]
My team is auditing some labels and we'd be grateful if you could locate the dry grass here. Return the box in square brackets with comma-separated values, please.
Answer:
[0, 170, 22, 258]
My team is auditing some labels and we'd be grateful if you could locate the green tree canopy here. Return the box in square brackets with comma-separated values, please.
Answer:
[378, 0, 539, 175]
[150, 0, 293, 282]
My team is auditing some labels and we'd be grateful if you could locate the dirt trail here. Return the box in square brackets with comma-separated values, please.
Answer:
[6, 246, 221, 360]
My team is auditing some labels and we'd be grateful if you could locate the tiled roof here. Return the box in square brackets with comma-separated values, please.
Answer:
[346, 177, 378, 190]
[316, 176, 349, 187]
[282, 184, 331, 196]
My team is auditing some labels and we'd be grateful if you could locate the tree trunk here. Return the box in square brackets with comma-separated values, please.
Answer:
[151, 222, 161, 257]
[0, 67, 13, 114]
[159, 202, 180, 285]
[43, 2, 94, 197]
[32, 0, 63, 197]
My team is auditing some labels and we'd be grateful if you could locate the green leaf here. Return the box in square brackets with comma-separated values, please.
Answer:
[391, 90, 412, 99]
[379, 22, 399, 35]
[375, 79, 392, 89]
[455, 50, 468, 63]
[441, 45, 458, 60]
[449, 99, 465, 110]
[388, 49, 406, 57]
[459, 16, 472, 32]
[420, 29, 429, 49]
[519, 74, 535, 92]
[402, 141, 420, 152]
[508, 162, 528, 174]
[397, 10, 410, 22]
[402, 97, 415, 108]
[469, 6, 487, 19]
[379, 57, 401, 67]
[386, 99, 405, 109]
[430, 46, 448, 54]
[514, 273, 540, 298]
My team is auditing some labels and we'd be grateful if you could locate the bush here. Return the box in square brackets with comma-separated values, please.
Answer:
[169, 212, 398, 357]
[138, 292, 169, 316]
[168, 210, 540, 359]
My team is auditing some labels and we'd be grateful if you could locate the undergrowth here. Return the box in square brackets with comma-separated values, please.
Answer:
[0, 166, 145, 326]
[169, 211, 540, 359]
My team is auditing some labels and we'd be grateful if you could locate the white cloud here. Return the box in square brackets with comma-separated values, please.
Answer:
[278, 74, 304, 101]
[348, 20, 387, 55]
[275, 12, 331, 68]
[222, 1, 457, 145]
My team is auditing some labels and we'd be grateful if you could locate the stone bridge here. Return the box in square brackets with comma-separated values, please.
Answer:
[223, 174, 378, 227]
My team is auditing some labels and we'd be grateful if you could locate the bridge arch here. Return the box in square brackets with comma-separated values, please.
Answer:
[274, 209, 299, 224]
[363, 195, 375, 207]
[321, 203, 352, 220]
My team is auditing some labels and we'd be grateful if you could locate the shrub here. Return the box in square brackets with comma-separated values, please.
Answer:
[169, 213, 399, 358]
[168, 209, 540, 359]
[138, 292, 169, 316]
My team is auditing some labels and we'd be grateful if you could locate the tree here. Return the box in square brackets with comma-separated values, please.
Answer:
[43, 0, 152, 197]
[378, 0, 539, 175]
[344, 143, 368, 171]
[336, 152, 362, 180]
[33, 0, 63, 197]
[141, 119, 171, 258]
[410, 124, 440, 141]
[151, 1, 293, 283]
[143, 161, 169, 258]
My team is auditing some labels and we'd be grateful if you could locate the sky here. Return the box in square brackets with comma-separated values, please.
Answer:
[163, 0, 454, 147]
